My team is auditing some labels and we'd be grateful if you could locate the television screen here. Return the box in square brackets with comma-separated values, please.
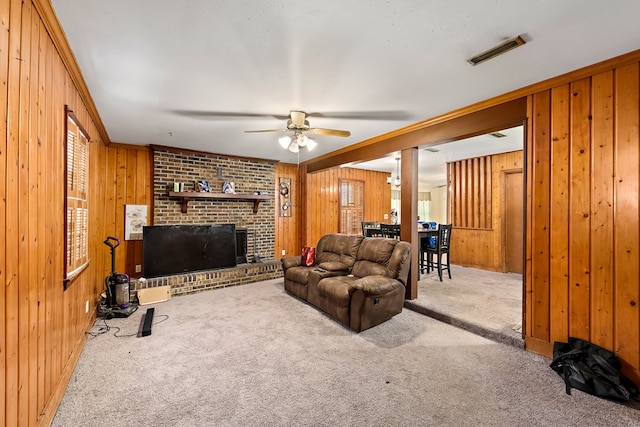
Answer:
[143, 224, 237, 278]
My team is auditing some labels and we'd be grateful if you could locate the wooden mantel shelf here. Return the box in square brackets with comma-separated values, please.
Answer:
[168, 191, 271, 214]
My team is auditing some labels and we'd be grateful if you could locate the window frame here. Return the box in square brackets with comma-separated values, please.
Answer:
[63, 106, 91, 290]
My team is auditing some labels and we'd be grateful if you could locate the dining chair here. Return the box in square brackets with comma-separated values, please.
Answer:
[424, 224, 452, 281]
[380, 223, 400, 240]
[419, 223, 436, 274]
[361, 221, 379, 236]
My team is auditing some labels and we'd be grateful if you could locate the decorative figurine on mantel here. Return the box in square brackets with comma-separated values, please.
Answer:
[222, 181, 235, 194]
[196, 180, 210, 192]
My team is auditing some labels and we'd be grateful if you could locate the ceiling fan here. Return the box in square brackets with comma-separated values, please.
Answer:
[245, 110, 351, 137]
[245, 110, 351, 153]
[244, 110, 350, 153]
[171, 108, 411, 153]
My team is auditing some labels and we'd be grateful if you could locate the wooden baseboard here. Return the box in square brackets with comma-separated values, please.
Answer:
[525, 335, 554, 358]
[36, 316, 93, 427]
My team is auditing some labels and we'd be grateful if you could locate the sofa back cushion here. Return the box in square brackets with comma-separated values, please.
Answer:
[351, 238, 411, 286]
[315, 233, 364, 269]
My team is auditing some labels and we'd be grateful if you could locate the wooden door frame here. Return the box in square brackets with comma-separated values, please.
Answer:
[302, 98, 528, 300]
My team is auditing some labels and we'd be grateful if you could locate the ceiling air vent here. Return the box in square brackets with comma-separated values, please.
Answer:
[489, 132, 507, 138]
[424, 147, 440, 153]
[467, 35, 526, 66]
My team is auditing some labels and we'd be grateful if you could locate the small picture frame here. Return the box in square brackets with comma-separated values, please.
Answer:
[196, 180, 210, 192]
[222, 181, 235, 194]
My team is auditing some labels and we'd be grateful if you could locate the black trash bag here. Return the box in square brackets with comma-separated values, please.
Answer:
[550, 337, 639, 402]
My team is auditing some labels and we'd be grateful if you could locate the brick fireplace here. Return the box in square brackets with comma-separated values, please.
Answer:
[141, 146, 282, 296]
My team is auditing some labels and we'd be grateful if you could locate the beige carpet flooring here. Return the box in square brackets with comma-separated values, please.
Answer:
[51, 278, 639, 426]
[408, 264, 523, 347]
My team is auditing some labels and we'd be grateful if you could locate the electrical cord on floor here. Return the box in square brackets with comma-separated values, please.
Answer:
[87, 313, 171, 338]
[87, 317, 111, 337]
[153, 314, 170, 325]
[113, 314, 170, 337]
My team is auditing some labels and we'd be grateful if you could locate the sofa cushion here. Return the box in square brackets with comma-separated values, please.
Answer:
[351, 238, 397, 278]
[284, 266, 313, 285]
[315, 233, 364, 268]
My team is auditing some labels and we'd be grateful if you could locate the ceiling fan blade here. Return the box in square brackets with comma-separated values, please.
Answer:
[171, 110, 290, 120]
[307, 110, 411, 120]
[244, 129, 289, 133]
[308, 128, 351, 137]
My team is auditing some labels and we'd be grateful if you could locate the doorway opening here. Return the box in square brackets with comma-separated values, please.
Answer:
[411, 125, 525, 346]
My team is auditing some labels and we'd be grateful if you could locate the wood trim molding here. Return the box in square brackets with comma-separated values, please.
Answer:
[108, 142, 152, 151]
[305, 98, 527, 173]
[149, 144, 280, 164]
[31, 0, 111, 145]
[525, 335, 554, 359]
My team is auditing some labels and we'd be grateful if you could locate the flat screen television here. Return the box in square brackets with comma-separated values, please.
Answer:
[143, 224, 237, 278]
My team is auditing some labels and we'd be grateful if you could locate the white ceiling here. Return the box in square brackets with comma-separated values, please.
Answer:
[51, 0, 640, 182]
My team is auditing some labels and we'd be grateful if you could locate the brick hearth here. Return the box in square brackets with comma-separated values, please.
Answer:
[132, 259, 282, 297]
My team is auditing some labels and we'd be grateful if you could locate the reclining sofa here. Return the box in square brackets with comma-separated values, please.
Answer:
[281, 233, 411, 332]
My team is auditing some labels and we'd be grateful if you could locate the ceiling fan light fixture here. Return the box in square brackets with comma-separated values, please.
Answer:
[296, 133, 308, 147]
[279, 136, 291, 149]
[287, 140, 299, 153]
[280, 132, 317, 152]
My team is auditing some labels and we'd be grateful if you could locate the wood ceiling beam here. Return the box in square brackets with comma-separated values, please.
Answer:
[304, 98, 527, 173]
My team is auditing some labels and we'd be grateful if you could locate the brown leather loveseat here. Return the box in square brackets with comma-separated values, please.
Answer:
[281, 233, 411, 332]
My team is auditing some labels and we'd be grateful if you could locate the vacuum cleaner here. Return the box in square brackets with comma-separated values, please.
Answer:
[102, 236, 137, 318]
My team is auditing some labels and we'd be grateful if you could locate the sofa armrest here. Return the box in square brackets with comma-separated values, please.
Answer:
[350, 275, 402, 295]
[281, 256, 303, 270]
[318, 261, 349, 272]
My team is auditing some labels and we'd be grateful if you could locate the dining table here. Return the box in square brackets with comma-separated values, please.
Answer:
[364, 227, 437, 239]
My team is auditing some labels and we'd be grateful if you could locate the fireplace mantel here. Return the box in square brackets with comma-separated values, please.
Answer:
[168, 191, 271, 213]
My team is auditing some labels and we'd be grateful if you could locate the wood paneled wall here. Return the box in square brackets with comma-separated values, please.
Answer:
[526, 63, 640, 380]
[305, 167, 391, 246]
[103, 144, 152, 278]
[1, 1, 114, 425]
[275, 163, 300, 258]
[99, 155, 307, 267]
[449, 151, 523, 271]
[449, 155, 493, 229]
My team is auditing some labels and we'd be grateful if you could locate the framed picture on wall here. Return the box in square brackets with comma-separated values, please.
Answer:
[125, 204, 147, 240]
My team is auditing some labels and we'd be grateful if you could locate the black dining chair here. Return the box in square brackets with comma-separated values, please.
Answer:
[424, 224, 452, 281]
[380, 223, 400, 240]
[419, 222, 437, 273]
[361, 221, 379, 236]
